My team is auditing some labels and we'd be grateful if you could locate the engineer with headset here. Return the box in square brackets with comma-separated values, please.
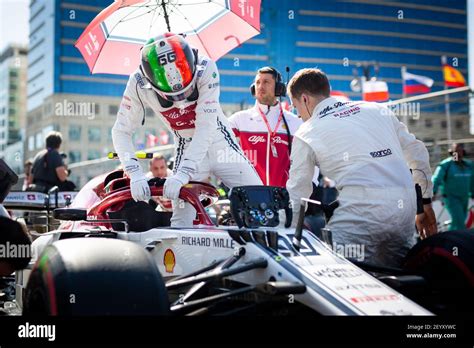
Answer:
[228, 67, 301, 187]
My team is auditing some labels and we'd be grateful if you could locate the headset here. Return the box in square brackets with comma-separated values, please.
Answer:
[250, 67, 286, 97]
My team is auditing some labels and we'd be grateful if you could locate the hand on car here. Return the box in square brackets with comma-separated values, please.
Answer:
[415, 204, 438, 239]
[126, 163, 151, 202]
[163, 171, 190, 200]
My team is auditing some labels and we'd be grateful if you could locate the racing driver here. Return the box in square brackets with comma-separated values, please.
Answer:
[112, 33, 262, 227]
[286, 68, 437, 267]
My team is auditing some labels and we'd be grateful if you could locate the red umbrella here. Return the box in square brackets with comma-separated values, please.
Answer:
[75, 0, 261, 75]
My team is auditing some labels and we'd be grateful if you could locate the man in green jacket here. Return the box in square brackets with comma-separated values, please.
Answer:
[432, 143, 474, 230]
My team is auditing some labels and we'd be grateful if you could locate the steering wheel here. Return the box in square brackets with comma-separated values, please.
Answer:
[88, 178, 219, 226]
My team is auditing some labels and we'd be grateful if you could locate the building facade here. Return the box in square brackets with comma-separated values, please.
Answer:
[24, 0, 470, 183]
[222, 0, 470, 146]
[0, 45, 28, 156]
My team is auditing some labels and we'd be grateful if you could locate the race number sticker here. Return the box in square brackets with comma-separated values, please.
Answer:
[307, 264, 430, 315]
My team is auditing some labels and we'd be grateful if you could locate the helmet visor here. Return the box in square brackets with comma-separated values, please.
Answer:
[152, 71, 198, 102]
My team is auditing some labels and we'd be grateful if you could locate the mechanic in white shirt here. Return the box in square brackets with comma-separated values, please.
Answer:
[286, 68, 437, 267]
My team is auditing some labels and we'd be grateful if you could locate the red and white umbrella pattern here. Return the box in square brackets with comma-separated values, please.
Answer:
[75, 0, 261, 75]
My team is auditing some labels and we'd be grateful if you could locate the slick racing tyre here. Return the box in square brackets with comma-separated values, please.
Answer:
[23, 238, 169, 315]
[403, 230, 474, 313]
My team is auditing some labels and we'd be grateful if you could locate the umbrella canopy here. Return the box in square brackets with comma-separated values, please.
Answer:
[75, 0, 261, 75]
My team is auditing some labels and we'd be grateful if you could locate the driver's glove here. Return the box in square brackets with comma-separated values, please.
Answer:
[163, 171, 190, 200]
[125, 161, 151, 202]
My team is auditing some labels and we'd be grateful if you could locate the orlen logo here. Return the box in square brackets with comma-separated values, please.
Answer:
[248, 135, 266, 144]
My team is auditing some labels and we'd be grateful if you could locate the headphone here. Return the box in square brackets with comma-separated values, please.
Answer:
[250, 67, 286, 97]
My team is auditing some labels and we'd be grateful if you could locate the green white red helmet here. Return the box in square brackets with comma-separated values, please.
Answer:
[141, 33, 197, 102]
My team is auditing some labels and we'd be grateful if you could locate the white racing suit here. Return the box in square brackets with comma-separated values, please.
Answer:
[112, 55, 262, 226]
[287, 97, 433, 267]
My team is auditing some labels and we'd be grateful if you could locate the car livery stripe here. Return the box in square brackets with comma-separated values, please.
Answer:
[248, 239, 362, 315]
[174, 130, 185, 172]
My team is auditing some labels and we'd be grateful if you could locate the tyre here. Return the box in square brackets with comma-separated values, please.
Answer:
[23, 238, 169, 315]
[403, 230, 474, 313]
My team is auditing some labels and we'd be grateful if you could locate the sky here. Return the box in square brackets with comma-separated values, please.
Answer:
[0, 0, 29, 52]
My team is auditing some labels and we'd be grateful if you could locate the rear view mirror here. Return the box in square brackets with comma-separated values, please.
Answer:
[53, 208, 87, 221]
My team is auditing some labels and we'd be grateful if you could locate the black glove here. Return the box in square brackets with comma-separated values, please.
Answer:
[321, 200, 339, 222]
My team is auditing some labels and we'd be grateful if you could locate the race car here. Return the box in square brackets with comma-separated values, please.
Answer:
[2, 163, 473, 316]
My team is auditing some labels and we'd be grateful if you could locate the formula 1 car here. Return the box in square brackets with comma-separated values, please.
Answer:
[3, 166, 474, 316]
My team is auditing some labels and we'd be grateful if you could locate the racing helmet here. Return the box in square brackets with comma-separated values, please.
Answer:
[140, 33, 198, 102]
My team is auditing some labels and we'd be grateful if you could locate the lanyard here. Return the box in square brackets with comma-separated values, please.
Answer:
[257, 104, 284, 139]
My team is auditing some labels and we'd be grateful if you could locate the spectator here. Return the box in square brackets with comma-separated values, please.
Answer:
[58, 152, 76, 191]
[432, 143, 474, 230]
[146, 154, 173, 211]
[29, 131, 68, 192]
[22, 159, 33, 191]
[146, 154, 172, 179]
[228, 67, 301, 187]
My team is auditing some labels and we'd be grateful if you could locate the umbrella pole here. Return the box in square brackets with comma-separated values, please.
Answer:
[161, 1, 171, 32]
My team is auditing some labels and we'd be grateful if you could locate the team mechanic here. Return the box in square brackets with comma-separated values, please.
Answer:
[112, 33, 262, 226]
[286, 68, 437, 267]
